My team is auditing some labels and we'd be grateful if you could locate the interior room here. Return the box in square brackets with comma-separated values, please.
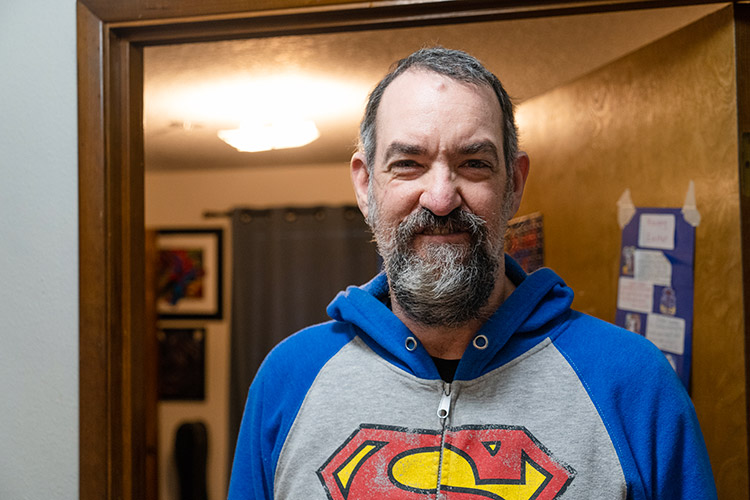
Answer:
[141, 4, 746, 499]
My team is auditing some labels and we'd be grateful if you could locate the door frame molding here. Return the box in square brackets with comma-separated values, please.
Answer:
[76, 1, 743, 498]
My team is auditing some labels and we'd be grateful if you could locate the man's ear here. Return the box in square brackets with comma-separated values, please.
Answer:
[350, 151, 371, 220]
[509, 152, 530, 216]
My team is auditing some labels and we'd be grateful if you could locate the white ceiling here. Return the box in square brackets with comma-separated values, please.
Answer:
[143, 3, 724, 171]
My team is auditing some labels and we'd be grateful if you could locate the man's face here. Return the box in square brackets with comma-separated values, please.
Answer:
[352, 69, 523, 326]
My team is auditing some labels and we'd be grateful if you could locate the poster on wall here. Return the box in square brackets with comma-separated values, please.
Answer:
[614, 185, 700, 390]
[158, 327, 206, 400]
[505, 212, 544, 273]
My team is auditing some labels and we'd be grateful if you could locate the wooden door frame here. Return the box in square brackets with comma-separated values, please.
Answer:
[77, 1, 745, 498]
[737, 2, 750, 485]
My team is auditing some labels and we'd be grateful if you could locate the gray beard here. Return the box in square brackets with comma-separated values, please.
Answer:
[375, 208, 502, 327]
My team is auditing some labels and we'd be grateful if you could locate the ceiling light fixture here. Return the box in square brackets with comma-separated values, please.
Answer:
[217, 118, 320, 153]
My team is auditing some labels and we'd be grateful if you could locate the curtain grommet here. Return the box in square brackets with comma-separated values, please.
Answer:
[405, 336, 418, 352]
[473, 334, 488, 350]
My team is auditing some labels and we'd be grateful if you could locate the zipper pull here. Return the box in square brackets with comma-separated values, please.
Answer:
[437, 383, 452, 420]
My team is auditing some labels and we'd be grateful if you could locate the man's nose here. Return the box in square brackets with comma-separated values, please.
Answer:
[419, 168, 461, 216]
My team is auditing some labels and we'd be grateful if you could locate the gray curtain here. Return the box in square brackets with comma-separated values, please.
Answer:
[228, 205, 379, 464]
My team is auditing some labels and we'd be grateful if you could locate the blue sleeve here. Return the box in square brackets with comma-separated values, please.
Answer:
[227, 322, 355, 499]
[227, 358, 278, 500]
[554, 313, 717, 500]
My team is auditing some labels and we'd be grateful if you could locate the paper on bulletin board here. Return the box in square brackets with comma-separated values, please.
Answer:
[615, 199, 697, 391]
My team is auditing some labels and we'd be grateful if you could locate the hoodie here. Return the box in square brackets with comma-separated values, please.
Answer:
[228, 256, 716, 500]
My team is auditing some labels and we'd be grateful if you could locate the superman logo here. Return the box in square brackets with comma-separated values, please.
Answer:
[317, 424, 575, 500]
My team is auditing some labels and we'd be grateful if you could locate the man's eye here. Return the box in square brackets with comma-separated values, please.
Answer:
[463, 159, 491, 169]
[390, 160, 421, 170]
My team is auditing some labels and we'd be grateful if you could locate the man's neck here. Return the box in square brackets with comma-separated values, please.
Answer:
[390, 274, 516, 360]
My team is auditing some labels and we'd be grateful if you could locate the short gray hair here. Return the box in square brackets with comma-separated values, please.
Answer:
[358, 47, 518, 180]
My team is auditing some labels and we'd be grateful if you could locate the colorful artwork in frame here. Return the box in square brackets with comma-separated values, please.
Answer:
[156, 228, 223, 319]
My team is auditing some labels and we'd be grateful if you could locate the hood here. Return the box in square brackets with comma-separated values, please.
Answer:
[326, 255, 574, 381]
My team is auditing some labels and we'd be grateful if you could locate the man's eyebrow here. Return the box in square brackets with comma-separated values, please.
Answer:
[383, 142, 426, 162]
[458, 141, 500, 162]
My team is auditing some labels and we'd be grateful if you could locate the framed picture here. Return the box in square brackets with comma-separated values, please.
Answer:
[156, 228, 223, 319]
[158, 327, 205, 401]
[505, 212, 545, 273]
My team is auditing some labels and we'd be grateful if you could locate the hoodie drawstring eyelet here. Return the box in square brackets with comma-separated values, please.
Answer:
[405, 336, 418, 352]
[473, 334, 488, 350]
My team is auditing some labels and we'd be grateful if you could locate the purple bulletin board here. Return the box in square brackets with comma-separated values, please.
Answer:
[615, 207, 696, 390]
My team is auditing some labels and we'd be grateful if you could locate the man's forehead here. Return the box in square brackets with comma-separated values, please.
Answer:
[382, 68, 494, 101]
[375, 69, 504, 154]
[375, 69, 502, 130]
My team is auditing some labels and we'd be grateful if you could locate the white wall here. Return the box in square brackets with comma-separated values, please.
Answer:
[0, 1, 79, 499]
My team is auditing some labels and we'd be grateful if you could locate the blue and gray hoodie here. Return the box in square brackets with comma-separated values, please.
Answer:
[228, 256, 716, 500]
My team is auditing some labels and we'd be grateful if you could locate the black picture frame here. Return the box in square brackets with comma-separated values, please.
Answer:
[157, 327, 206, 401]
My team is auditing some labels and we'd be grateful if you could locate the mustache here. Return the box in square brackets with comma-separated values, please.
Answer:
[395, 208, 487, 244]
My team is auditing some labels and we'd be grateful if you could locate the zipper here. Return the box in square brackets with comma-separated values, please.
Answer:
[437, 382, 452, 420]
[436, 382, 453, 499]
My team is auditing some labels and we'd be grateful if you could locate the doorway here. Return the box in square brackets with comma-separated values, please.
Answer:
[142, 9, 727, 496]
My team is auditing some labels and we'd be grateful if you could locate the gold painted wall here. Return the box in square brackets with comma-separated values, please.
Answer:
[516, 7, 746, 498]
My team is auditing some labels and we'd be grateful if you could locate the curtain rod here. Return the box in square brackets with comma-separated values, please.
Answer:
[203, 206, 361, 219]
[203, 210, 233, 218]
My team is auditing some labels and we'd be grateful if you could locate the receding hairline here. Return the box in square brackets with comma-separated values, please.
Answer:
[380, 66, 504, 103]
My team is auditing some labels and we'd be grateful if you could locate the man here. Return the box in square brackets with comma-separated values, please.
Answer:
[228, 47, 717, 500]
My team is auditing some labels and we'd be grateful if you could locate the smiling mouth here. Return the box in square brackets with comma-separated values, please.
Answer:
[416, 228, 471, 245]
[421, 226, 462, 236]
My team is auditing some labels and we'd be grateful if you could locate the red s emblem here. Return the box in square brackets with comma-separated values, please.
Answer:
[317, 424, 575, 500]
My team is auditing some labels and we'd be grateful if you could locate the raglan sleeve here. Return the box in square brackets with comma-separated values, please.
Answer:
[227, 323, 350, 500]
[556, 316, 718, 500]
[227, 364, 279, 500]
[626, 353, 718, 500]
